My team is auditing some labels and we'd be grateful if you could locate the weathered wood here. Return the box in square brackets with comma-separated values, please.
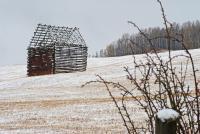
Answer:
[27, 47, 54, 76]
[155, 109, 179, 134]
[27, 24, 87, 76]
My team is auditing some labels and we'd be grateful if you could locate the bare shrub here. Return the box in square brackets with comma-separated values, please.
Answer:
[83, 0, 199, 133]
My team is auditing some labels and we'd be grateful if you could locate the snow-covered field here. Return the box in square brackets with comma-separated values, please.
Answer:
[0, 49, 200, 134]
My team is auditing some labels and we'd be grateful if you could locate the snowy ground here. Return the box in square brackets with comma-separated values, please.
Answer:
[0, 49, 199, 133]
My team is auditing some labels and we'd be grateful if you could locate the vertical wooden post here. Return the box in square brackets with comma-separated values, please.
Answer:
[155, 109, 179, 134]
[53, 44, 56, 74]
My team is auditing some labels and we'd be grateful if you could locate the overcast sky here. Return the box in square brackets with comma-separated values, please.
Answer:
[0, 0, 199, 65]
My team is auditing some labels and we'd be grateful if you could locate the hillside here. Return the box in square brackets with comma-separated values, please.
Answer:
[0, 49, 200, 133]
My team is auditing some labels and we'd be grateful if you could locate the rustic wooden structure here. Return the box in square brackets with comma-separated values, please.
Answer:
[27, 24, 87, 76]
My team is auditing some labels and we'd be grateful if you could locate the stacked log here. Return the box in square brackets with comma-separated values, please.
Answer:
[27, 47, 54, 76]
[54, 44, 87, 73]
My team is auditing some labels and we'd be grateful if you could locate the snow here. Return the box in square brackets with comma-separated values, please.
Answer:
[157, 109, 179, 122]
[0, 49, 199, 133]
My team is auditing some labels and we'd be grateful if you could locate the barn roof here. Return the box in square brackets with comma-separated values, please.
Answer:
[29, 24, 86, 48]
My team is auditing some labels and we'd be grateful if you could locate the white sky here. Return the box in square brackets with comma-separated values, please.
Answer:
[0, 0, 199, 65]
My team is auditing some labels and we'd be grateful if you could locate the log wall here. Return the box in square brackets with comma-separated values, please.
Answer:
[27, 44, 87, 76]
[27, 47, 55, 76]
[55, 44, 87, 73]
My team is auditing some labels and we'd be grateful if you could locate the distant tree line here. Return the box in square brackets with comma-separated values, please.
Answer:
[95, 20, 200, 57]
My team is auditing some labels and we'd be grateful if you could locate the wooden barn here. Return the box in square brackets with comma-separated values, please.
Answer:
[27, 24, 87, 76]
